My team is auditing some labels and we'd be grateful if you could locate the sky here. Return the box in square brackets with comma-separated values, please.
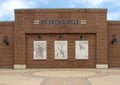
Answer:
[0, 0, 120, 21]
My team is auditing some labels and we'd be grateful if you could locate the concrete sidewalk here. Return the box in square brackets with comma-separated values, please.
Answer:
[0, 68, 120, 85]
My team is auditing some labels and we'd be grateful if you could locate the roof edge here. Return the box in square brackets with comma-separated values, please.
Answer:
[14, 8, 107, 10]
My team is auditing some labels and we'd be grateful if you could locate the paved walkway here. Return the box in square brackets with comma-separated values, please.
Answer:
[0, 68, 120, 85]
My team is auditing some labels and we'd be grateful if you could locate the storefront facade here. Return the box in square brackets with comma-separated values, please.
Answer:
[0, 9, 120, 69]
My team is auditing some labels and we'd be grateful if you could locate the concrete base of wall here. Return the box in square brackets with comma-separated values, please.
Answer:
[14, 64, 26, 69]
[13, 64, 108, 69]
[96, 64, 108, 69]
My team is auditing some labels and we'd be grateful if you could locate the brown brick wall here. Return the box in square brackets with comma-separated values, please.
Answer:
[108, 21, 120, 67]
[14, 9, 108, 68]
[26, 33, 96, 68]
[1, 9, 120, 68]
[0, 22, 14, 68]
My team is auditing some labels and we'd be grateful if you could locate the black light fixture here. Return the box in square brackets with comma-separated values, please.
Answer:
[80, 34, 84, 40]
[59, 34, 63, 40]
[111, 34, 117, 44]
[3, 35, 9, 46]
[38, 35, 41, 39]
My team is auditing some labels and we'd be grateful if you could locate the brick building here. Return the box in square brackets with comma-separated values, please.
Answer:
[0, 9, 120, 69]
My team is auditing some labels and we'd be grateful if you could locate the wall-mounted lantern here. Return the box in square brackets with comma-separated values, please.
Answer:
[59, 34, 63, 40]
[80, 35, 85, 40]
[111, 34, 117, 44]
[38, 35, 41, 39]
[3, 35, 9, 46]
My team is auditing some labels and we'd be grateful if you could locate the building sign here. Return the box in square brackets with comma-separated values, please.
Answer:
[34, 19, 86, 25]
[75, 41, 88, 59]
[33, 41, 47, 60]
[54, 41, 68, 60]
